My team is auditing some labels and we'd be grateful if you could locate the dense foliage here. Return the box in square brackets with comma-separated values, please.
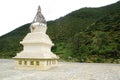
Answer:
[0, 1, 120, 63]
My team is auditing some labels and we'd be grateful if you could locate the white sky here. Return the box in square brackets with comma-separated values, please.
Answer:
[0, 0, 119, 36]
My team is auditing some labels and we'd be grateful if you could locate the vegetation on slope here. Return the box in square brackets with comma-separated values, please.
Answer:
[0, 24, 30, 58]
[0, 1, 120, 63]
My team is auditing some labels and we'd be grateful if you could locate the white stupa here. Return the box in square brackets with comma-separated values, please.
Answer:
[13, 6, 59, 70]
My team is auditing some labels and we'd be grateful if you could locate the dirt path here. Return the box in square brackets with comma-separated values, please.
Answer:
[0, 59, 120, 80]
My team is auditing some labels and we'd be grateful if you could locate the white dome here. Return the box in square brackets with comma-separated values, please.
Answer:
[20, 32, 54, 46]
[30, 22, 47, 33]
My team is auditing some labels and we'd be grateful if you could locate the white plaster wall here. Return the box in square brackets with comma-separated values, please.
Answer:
[23, 43, 51, 53]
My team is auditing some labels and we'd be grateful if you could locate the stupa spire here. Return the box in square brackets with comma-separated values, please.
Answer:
[33, 5, 46, 24]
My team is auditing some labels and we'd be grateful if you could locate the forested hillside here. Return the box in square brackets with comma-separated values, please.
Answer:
[0, 1, 120, 63]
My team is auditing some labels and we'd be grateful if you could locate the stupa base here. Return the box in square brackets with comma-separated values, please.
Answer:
[13, 58, 58, 70]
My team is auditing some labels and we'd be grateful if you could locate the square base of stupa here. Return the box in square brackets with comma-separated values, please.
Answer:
[14, 58, 58, 70]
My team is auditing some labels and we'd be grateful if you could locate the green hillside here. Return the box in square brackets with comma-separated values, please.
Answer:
[0, 1, 120, 63]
